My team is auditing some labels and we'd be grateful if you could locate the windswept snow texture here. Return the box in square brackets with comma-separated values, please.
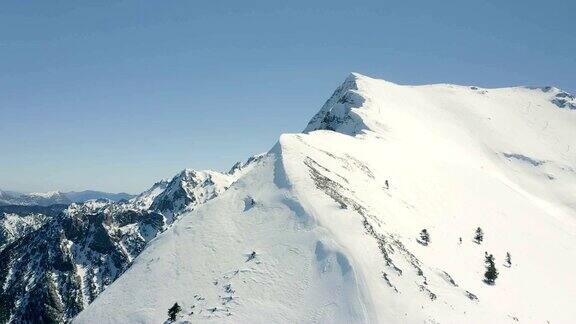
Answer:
[77, 73, 576, 323]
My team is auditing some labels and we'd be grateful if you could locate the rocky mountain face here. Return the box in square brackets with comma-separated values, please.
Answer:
[0, 159, 257, 323]
[150, 169, 234, 223]
[75, 73, 575, 323]
[0, 205, 68, 251]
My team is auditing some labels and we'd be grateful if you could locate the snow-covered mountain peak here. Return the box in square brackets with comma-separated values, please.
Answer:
[129, 179, 170, 210]
[76, 74, 575, 323]
[304, 72, 365, 134]
[306, 73, 576, 139]
[149, 169, 232, 222]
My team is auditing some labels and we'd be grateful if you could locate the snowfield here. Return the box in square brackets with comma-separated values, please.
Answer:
[74, 73, 576, 323]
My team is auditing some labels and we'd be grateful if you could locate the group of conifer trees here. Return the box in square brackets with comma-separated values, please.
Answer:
[417, 227, 511, 285]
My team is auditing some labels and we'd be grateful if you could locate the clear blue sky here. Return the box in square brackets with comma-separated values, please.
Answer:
[1, 0, 574, 193]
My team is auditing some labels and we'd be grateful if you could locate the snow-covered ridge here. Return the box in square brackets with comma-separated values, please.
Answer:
[76, 73, 575, 323]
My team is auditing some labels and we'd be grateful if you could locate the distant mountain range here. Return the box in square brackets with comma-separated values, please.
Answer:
[0, 190, 135, 206]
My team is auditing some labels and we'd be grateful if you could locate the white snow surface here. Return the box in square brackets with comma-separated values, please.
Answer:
[75, 73, 576, 323]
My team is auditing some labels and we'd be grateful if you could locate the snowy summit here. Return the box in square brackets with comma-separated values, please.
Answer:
[68, 73, 575, 323]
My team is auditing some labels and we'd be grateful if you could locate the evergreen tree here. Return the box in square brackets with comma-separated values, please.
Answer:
[483, 253, 499, 285]
[168, 302, 181, 322]
[474, 227, 484, 244]
[504, 252, 512, 268]
[418, 229, 430, 246]
[247, 251, 257, 262]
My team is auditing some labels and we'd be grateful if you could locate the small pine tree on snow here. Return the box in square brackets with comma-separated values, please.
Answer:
[483, 253, 499, 285]
[417, 229, 430, 246]
[168, 302, 181, 322]
[504, 252, 512, 268]
[474, 227, 484, 244]
[246, 251, 257, 262]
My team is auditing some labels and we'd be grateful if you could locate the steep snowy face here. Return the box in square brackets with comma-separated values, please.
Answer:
[75, 152, 376, 324]
[76, 74, 575, 323]
[333, 74, 575, 221]
[304, 73, 367, 134]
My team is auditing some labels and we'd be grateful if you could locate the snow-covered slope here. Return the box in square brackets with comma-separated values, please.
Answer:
[77, 73, 575, 323]
[0, 158, 259, 323]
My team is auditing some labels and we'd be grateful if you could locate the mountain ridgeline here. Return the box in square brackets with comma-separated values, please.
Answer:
[76, 74, 576, 323]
